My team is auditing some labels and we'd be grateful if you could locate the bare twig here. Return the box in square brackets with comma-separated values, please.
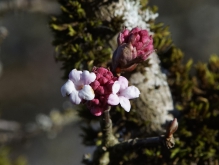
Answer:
[109, 118, 178, 153]
[100, 106, 178, 151]
[97, 106, 178, 165]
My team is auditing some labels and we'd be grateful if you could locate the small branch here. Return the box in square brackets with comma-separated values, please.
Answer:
[96, 111, 178, 165]
[100, 106, 118, 148]
[110, 135, 174, 153]
[99, 106, 178, 151]
[109, 118, 178, 153]
[110, 136, 162, 152]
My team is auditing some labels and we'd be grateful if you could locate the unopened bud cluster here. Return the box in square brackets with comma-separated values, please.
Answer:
[88, 67, 118, 116]
[113, 27, 154, 73]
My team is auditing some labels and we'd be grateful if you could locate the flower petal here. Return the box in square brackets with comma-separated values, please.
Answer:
[78, 85, 95, 100]
[107, 94, 120, 105]
[112, 81, 120, 94]
[69, 69, 82, 85]
[119, 96, 131, 112]
[81, 70, 96, 85]
[61, 80, 75, 97]
[69, 90, 81, 104]
[118, 76, 128, 91]
[120, 86, 140, 99]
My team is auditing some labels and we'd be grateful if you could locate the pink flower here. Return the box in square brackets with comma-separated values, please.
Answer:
[107, 76, 140, 112]
[112, 27, 154, 73]
[88, 67, 118, 116]
[61, 69, 96, 104]
[61, 68, 140, 116]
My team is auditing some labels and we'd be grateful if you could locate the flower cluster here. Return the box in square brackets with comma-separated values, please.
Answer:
[88, 67, 118, 116]
[61, 67, 140, 116]
[112, 27, 154, 73]
[60, 27, 153, 116]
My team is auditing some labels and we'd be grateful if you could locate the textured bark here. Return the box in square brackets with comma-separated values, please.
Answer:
[130, 52, 174, 133]
[100, 107, 119, 148]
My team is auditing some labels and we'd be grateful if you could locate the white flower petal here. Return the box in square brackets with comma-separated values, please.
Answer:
[81, 70, 96, 85]
[120, 86, 140, 99]
[69, 69, 82, 84]
[107, 94, 120, 105]
[118, 76, 128, 91]
[78, 85, 95, 100]
[119, 96, 131, 112]
[112, 81, 120, 94]
[61, 80, 75, 97]
[69, 90, 81, 104]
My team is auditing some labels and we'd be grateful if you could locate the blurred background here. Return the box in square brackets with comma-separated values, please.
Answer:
[0, 0, 219, 164]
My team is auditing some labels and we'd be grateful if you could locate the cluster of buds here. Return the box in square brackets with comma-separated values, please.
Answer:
[88, 67, 118, 116]
[112, 27, 154, 73]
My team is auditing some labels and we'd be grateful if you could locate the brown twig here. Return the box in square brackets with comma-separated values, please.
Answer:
[98, 106, 178, 164]
[100, 109, 178, 152]
[109, 118, 178, 153]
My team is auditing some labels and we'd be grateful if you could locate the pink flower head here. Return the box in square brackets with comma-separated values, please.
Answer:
[113, 27, 154, 73]
[61, 69, 96, 104]
[107, 76, 140, 112]
[88, 67, 118, 116]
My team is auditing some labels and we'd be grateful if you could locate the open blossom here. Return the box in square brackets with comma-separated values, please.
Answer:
[61, 69, 96, 104]
[112, 27, 154, 73]
[107, 76, 140, 112]
[88, 67, 118, 116]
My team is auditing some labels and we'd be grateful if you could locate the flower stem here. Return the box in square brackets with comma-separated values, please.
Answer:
[100, 106, 119, 148]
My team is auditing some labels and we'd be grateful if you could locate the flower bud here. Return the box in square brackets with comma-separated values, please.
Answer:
[166, 118, 178, 138]
[117, 29, 130, 46]
[113, 27, 154, 73]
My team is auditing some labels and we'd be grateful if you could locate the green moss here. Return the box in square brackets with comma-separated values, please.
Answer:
[50, 0, 123, 79]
